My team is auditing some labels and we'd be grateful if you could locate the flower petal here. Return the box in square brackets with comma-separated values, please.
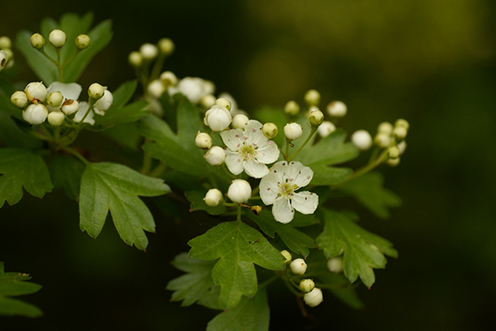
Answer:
[244, 158, 269, 178]
[291, 191, 318, 215]
[255, 140, 280, 164]
[73, 102, 95, 125]
[259, 173, 279, 205]
[48, 82, 82, 101]
[245, 120, 265, 146]
[220, 128, 244, 151]
[272, 197, 295, 224]
[224, 151, 244, 175]
[286, 161, 313, 188]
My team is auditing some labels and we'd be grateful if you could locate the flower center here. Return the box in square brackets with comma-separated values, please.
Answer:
[239, 144, 256, 160]
[278, 182, 297, 198]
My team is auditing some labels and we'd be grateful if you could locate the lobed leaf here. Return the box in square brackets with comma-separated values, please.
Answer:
[48, 154, 85, 200]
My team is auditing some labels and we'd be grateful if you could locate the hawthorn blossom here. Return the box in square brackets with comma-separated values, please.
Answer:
[220, 120, 279, 178]
[260, 161, 318, 223]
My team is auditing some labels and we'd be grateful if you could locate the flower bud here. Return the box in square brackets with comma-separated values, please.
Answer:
[204, 105, 232, 131]
[388, 146, 400, 159]
[147, 80, 165, 98]
[327, 257, 344, 273]
[377, 122, 393, 134]
[128, 51, 143, 67]
[10, 91, 28, 108]
[160, 71, 178, 87]
[262, 122, 278, 139]
[317, 121, 336, 138]
[215, 97, 232, 111]
[23, 104, 48, 125]
[251, 205, 262, 215]
[195, 132, 213, 149]
[284, 100, 300, 116]
[309, 109, 324, 126]
[232, 114, 249, 129]
[75, 34, 90, 49]
[47, 91, 63, 107]
[387, 157, 400, 167]
[397, 141, 407, 155]
[374, 132, 392, 148]
[158, 38, 175, 55]
[140, 43, 158, 60]
[393, 126, 408, 140]
[30, 33, 46, 49]
[0, 36, 12, 49]
[200, 94, 216, 109]
[93, 90, 113, 115]
[290, 258, 307, 275]
[47, 111, 65, 126]
[0, 50, 6, 71]
[351, 130, 372, 151]
[2, 49, 13, 68]
[304, 89, 320, 106]
[284, 122, 303, 140]
[227, 179, 252, 203]
[303, 288, 323, 307]
[280, 250, 292, 264]
[395, 118, 409, 130]
[25, 82, 48, 103]
[299, 279, 315, 293]
[49, 29, 66, 48]
[327, 101, 347, 117]
[88, 83, 105, 100]
[61, 100, 79, 115]
[204, 188, 223, 207]
[204, 146, 226, 166]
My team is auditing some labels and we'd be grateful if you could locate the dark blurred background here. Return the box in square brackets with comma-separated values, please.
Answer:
[1, 0, 496, 330]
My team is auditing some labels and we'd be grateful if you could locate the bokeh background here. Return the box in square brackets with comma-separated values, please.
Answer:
[1, 0, 496, 330]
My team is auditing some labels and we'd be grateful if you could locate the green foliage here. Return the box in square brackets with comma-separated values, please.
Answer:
[339, 172, 402, 219]
[79, 162, 170, 250]
[48, 154, 85, 200]
[0, 148, 53, 209]
[0, 262, 42, 318]
[207, 287, 270, 331]
[188, 221, 285, 309]
[185, 190, 226, 216]
[316, 209, 398, 288]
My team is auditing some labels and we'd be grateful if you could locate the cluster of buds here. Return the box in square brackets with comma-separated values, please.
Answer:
[373, 119, 409, 166]
[129, 38, 175, 67]
[30, 29, 90, 50]
[11, 81, 112, 126]
[0, 36, 14, 71]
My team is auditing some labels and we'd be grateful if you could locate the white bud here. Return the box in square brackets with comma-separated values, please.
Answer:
[204, 188, 223, 207]
[200, 94, 216, 108]
[158, 38, 175, 55]
[93, 90, 113, 115]
[317, 121, 336, 138]
[47, 111, 65, 126]
[284, 122, 303, 140]
[299, 279, 315, 293]
[23, 104, 48, 125]
[0, 36, 12, 49]
[61, 100, 79, 115]
[10, 91, 28, 108]
[227, 179, 252, 203]
[204, 105, 232, 131]
[374, 132, 392, 148]
[395, 118, 410, 130]
[393, 126, 408, 140]
[128, 51, 143, 67]
[387, 157, 400, 167]
[280, 250, 292, 264]
[262, 122, 278, 139]
[232, 114, 249, 129]
[195, 132, 213, 149]
[0, 50, 6, 71]
[284, 100, 300, 116]
[47, 91, 63, 107]
[309, 109, 324, 126]
[25, 82, 48, 103]
[140, 43, 158, 60]
[388, 146, 400, 159]
[351, 130, 372, 151]
[327, 101, 347, 118]
[304, 89, 320, 106]
[160, 71, 178, 87]
[204, 146, 226, 166]
[377, 122, 393, 134]
[147, 80, 165, 98]
[88, 83, 105, 100]
[290, 258, 307, 275]
[397, 141, 407, 155]
[215, 97, 232, 111]
[75, 34, 90, 49]
[30, 33, 45, 49]
[327, 257, 344, 273]
[49, 29, 66, 48]
[303, 288, 323, 307]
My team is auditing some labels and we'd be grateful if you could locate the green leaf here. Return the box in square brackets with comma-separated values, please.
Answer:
[166, 253, 219, 308]
[0, 262, 42, 318]
[185, 190, 226, 216]
[188, 221, 285, 309]
[245, 210, 317, 257]
[310, 164, 353, 186]
[207, 287, 269, 331]
[0, 148, 53, 209]
[0, 112, 42, 149]
[79, 162, 170, 250]
[48, 154, 85, 200]
[316, 209, 398, 288]
[318, 272, 364, 309]
[339, 172, 402, 219]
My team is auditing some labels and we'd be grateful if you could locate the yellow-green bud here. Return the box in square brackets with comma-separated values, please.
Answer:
[327, 101, 347, 117]
[158, 38, 175, 55]
[140, 43, 158, 60]
[47, 111, 65, 126]
[75, 34, 90, 49]
[203, 188, 223, 207]
[280, 250, 292, 264]
[378, 122, 393, 134]
[195, 132, 213, 149]
[88, 83, 105, 100]
[284, 100, 300, 116]
[374, 132, 392, 148]
[304, 89, 320, 106]
[251, 205, 262, 215]
[393, 126, 408, 140]
[128, 51, 143, 67]
[387, 157, 400, 167]
[215, 97, 232, 111]
[0, 36, 12, 49]
[299, 279, 315, 293]
[327, 257, 344, 273]
[200, 94, 216, 108]
[309, 109, 324, 126]
[10, 91, 28, 108]
[49, 29, 67, 48]
[395, 118, 410, 130]
[262, 122, 278, 139]
[160, 71, 178, 87]
[232, 114, 249, 129]
[30, 33, 45, 49]
[388, 146, 400, 159]
[47, 91, 63, 107]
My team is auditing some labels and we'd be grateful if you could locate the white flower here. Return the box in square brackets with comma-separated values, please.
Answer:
[290, 258, 307, 275]
[284, 122, 303, 140]
[204, 104, 232, 131]
[147, 79, 165, 98]
[317, 121, 336, 138]
[74, 101, 95, 125]
[260, 161, 318, 224]
[170, 77, 215, 104]
[303, 288, 323, 307]
[327, 101, 347, 117]
[140, 43, 158, 60]
[47, 81, 82, 113]
[93, 89, 113, 115]
[204, 189, 223, 206]
[227, 179, 252, 203]
[220, 120, 279, 178]
[351, 130, 372, 151]
[23, 104, 48, 125]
